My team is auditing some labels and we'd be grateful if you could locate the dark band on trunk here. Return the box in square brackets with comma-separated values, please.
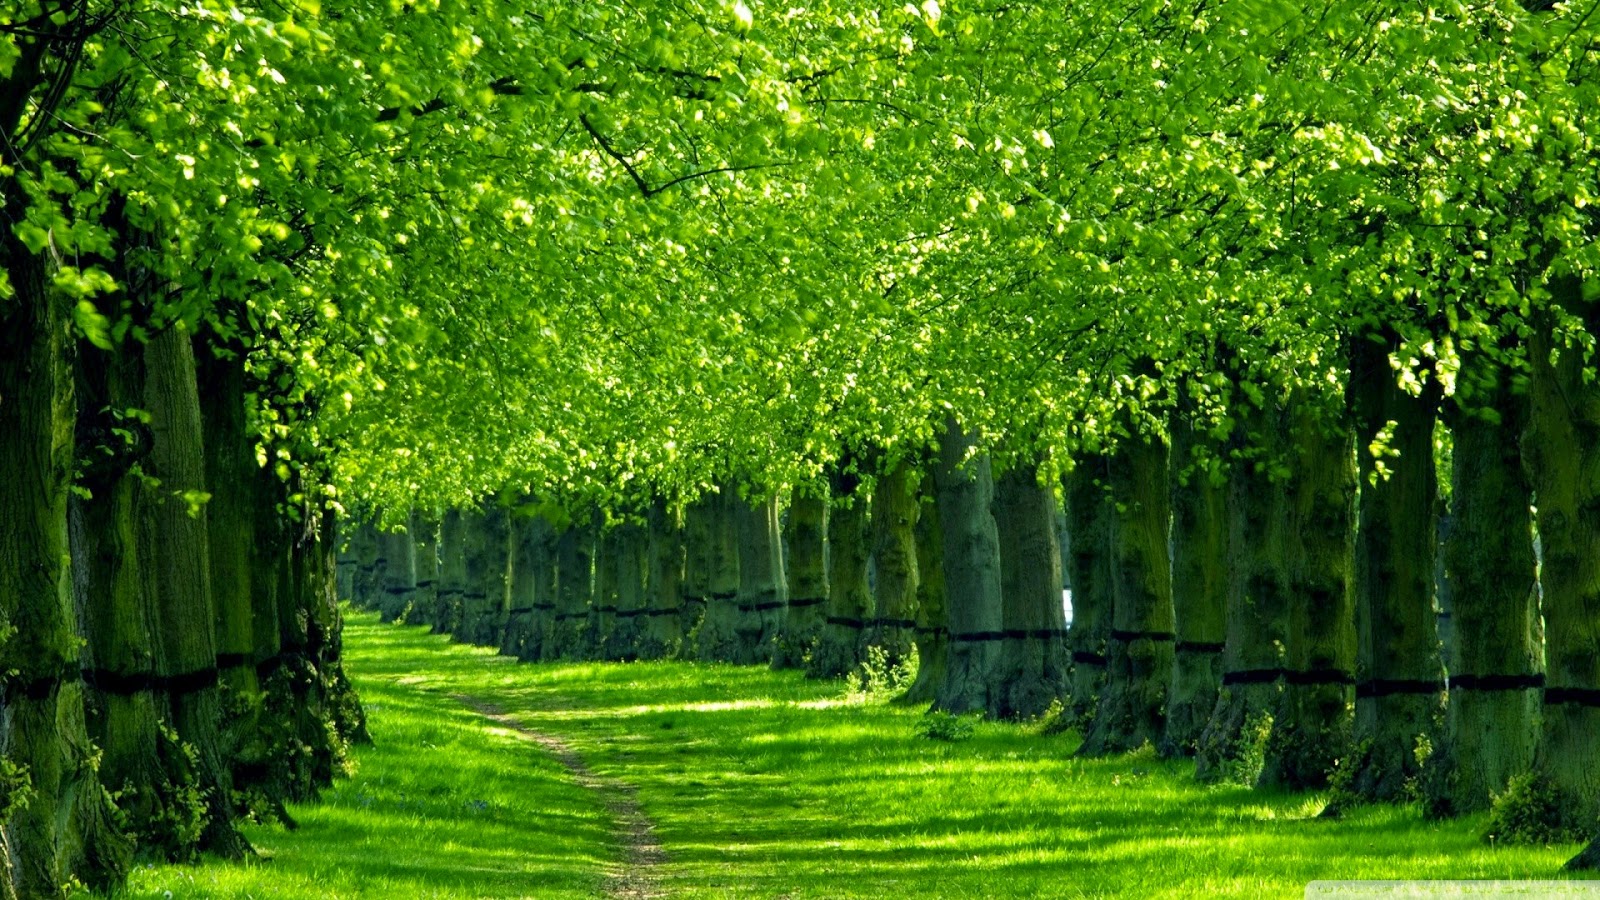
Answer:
[1448, 673, 1544, 692]
[1544, 687, 1600, 707]
[84, 666, 220, 696]
[385, 585, 414, 595]
[614, 609, 648, 618]
[6, 666, 80, 700]
[709, 591, 738, 601]
[593, 606, 619, 614]
[647, 607, 682, 616]
[216, 652, 253, 670]
[555, 611, 589, 621]
[1109, 629, 1175, 643]
[463, 591, 487, 600]
[916, 625, 949, 636]
[508, 607, 537, 615]
[1222, 668, 1285, 686]
[1072, 651, 1108, 667]
[1176, 641, 1226, 654]
[872, 618, 919, 630]
[738, 600, 788, 612]
[827, 616, 866, 629]
[786, 596, 828, 609]
[1356, 678, 1442, 699]
[1284, 668, 1356, 687]
[951, 630, 1006, 642]
[437, 587, 465, 597]
[415, 579, 436, 588]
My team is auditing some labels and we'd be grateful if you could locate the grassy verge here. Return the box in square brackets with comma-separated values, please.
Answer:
[113, 611, 1593, 898]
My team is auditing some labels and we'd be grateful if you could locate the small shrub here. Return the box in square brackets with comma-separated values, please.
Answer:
[846, 645, 916, 697]
[1487, 773, 1574, 845]
[918, 711, 976, 742]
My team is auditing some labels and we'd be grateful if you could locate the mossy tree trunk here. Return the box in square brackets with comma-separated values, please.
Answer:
[1082, 431, 1173, 755]
[1434, 353, 1541, 816]
[992, 464, 1068, 720]
[901, 480, 948, 705]
[1260, 402, 1357, 791]
[733, 495, 785, 665]
[678, 498, 711, 644]
[549, 521, 596, 660]
[773, 486, 828, 670]
[638, 499, 684, 660]
[1525, 287, 1600, 836]
[1161, 408, 1228, 758]
[1196, 400, 1289, 784]
[1349, 333, 1444, 803]
[697, 490, 745, 662]
[932, 419, 1004, 715]
[501, 515, 538, 659]
[434, 509, 467, 636]
[868, 461, 920, 669]
[808, 472, 871, 679]
[1063, 455, 1113, 728]
[376, 520, 417, 624]
[459, 505, 511, 648]
[591, 527, 620, 656]
[412, 518, 439, 631]
[142, 322, 250, 859]
[350, 521, 381, 611]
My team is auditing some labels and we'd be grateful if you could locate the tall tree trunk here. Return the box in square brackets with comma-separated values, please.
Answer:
[349, 522, 381, 611]
[502, 515, 538, 659]
[867, 461, 920, 669]
[142, 322, 250, 858]
[679, 498, 711, 644]
[733, 496, 785, 665]
[900, 480, 948, 705]
[434, 510, 467, 636]
[1063, 456, 1113, 728]
[1195, 400, 1289, 784]
[1261, 402, 1357, 791]
[807, 473, 871, 679]
[412, 517, 440, 632]
[1433, 355, 1540, 815]
[1082, 432, 1174, 755]
[992, 465, 1068, 720]
[591, 527, 620, 656]
[1348, 334, 1444, 802]
[697, 490, 744, 662]
[638, 500, 684, 660]
[459, 506, 511, 647]
[377, 521, 417, 624]
[604, 523, 650, 661]
[1161, 410, 1228, 757]
[1525, 287, 1600, 836]
[549, 522, 596, 660]
[932, 419, 1004, 715]
[773, 486, 828, 670]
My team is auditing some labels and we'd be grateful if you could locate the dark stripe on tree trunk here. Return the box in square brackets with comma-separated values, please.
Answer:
[1448, 673, 1545, 691]
[593, 606, 618, 614]
[738, 600, 789, 612]
[614, 609, 649, 618]
[1355, 679, 1442, 699]
[385, 586, 412, 595]
[1072, 651, 1108, 666]
[1109, 629, 1176, 642]
[786, 596, 828, 609]
[827, 616, 866, 629]
[646, 607, 683, 616]
[216, 653, 253, 670]
[709, 591, 738, 601]
[555, 612, 589, 621]
[1175, 641, 1226, 654]
[1221, 668, 1285, 686]
[416, 579, 436, 588]
[1284, 668, 1356, 686]
[1544, 687, 1600, 707]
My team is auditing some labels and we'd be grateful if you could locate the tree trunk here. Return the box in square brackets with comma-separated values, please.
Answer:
[376, 521, 417, 624]
[638, 499, 684, 660]
[549, 522, 596, 660]
[1525, 288, 1600, 836]
[591, 527, 620, 656]
[900, 480, 948, 705]
[932, 419, 1004, 715]
[349, 521, 381, 611]
[1260, 402, 1357, 791]
[733, 496, 785, 665]
[1081, 432, 1174, 755]
[501, 515, 537, 659]
[1434, 355, 1540, 815]
[459, 506, 511, 647]
[136, 323, 251, 859]
[807, 473, 871, 679]
[1195, 401, 1289, 784]
[604, 523, 649, 661]
[1063, 456, 1113, 729]
[412, 518, 440, 631]
[867, 461, 920, 669]
[1569, 834, 1600, 871]
[434, 510, 467, 636]
[698, 490, 745, 662]
[1161, 410, 1228, 757]
[991, 465, 1068, 720]
[1349, 333, 1444, 803]
[679, 498, 711, 644]
[773, 486, 828, 670]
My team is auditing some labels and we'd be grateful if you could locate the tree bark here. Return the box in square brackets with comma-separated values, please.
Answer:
[459, 506, 511, 647]
[376, 520, 418, 624]
[549, 522, 596, 660]
[1525, 287, 1600, 836]
[604, 522, 650, 661]
[1081, 432, 1174, 755]
[697, 490, 745, 662]
[1161, 410, 1228, 757]
[434, 509, 467, 636]
[501, 515, 538, 659]
[1063, 456, 1113, 729]
[900, 480, 948, 705]
[807, 473, 871, 679]
[1260, 402, 1357, 791]
[773, 486, 828, 670]
[932, 419, 1004, 715]
[678, 498, 711, 643]
[992, 465, 1068, 720]
[1349, 333, 1444, 803]
[732, 496, 785, 665]
[638, 499, 684, 660]
[349, 521, 381, 611]
[591, 526, 620, 656]
[1433, 354, 1540, 815]
[867, 461, 920, 669]
[412, 517, 440, 631]
[1195, 400, 1289, 784]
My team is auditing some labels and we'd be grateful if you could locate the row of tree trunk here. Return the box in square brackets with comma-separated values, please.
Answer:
[367, 324, 1600, 865]
[0, 230, 367, 898]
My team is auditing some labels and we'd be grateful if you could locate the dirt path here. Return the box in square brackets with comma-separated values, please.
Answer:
[453, 694, 668, 899]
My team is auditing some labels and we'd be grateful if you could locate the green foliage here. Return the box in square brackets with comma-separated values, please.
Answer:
[845, 644, 916, 698]
[1487, 773, 1582, 846]
[0, 757, 32, 825]
[916, 711, 976, 742]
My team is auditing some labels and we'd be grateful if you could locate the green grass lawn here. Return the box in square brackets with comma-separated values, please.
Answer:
[111, 610, 1594, 898]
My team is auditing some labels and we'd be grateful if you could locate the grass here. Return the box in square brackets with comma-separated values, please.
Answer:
[108, 610, 1595, 898]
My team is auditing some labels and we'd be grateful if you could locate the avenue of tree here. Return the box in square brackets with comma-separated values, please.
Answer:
[3, 0, 1600, 896]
